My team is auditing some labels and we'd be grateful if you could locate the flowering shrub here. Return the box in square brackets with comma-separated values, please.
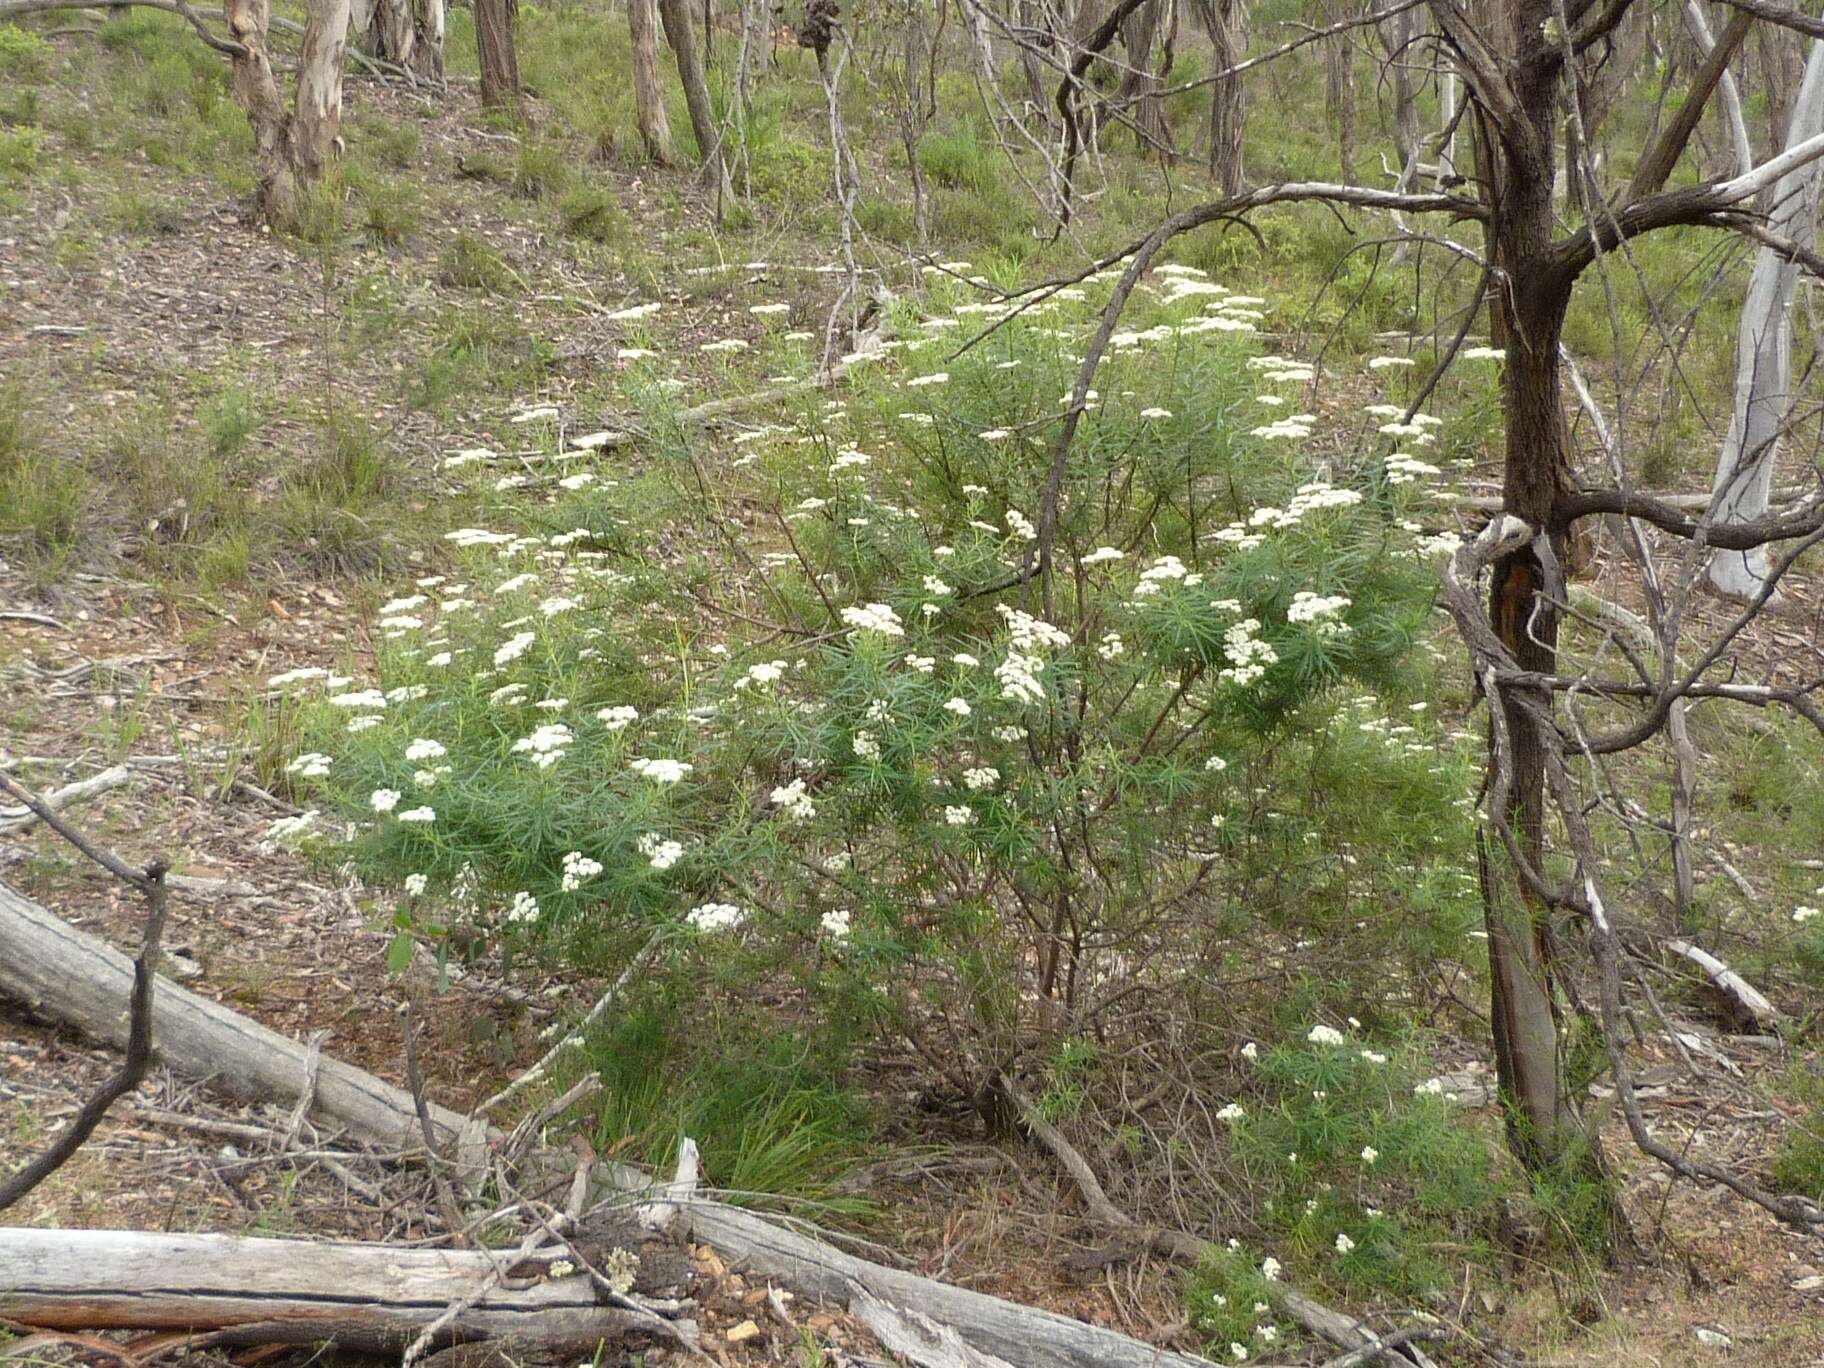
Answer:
[270, 262, 1472, 1139]
[1187, 1027, 1490, 1359]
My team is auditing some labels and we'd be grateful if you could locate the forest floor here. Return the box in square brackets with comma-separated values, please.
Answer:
[4, 25, 1824, 1368]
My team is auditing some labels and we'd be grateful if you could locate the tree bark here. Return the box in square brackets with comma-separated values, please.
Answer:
[1113, 0, 1168, 151]
[658, 0, 733, 196]
[1197, 0, 1244, 194]
[629, 0, 677, 164]
[1463, 0, 1581, 1171]
[0, 1229, 646, 1352]
[475, 0, 521, 112]
[1708, 39, 1824, 597]
[1325, 0, 1356, 184]
[292, 0, 352, 182]
[412, 0, 444, 80]
[223, 0, 298, 225]
[369, 0, 416, 69]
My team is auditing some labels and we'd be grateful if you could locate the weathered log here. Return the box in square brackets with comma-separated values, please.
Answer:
[1667, 938, 1779, 1033]
[0, 879, 469, 1150]
[667, 1202, 1220, 1368]
[0, 1228, 647, 1353]
[0, 882, 1222, 1368]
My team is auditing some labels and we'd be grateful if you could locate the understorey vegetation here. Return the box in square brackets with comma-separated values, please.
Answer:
[5, 0, 1824, 1360]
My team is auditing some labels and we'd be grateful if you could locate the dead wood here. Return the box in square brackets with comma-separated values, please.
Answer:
[0, 887, 1227, 1368]
[0, 877, 471, 1151]
[0, 772, 168, 1213]
[0, 1228, 661, 1353]
[1665, 938, 1779, 1033]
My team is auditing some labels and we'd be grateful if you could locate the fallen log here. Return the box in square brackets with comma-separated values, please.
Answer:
[0, 880, 469, 1151]
[0, 1228, 659, 1353]
[0, 880, 1228, 1367]
[1666, 938, 1779, 1034]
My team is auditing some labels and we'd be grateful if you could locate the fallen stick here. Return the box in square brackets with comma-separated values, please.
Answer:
[1666, 938, 1779, 1034]
[0, 1228, 655, 1353]
[0, 765, 131, 836]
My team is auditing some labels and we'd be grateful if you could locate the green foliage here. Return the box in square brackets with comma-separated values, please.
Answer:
[1185, 1032, 1496, 1359]
[917, 120, 994, 191]
[0, 26, 54, 81]
[436, 231, 516, 293]
[586, 1001, 874, 1207]
[1772, 1062, 1824, 1201]
[0, 127, 44, 181]
[557, 180, 627, 244]
[368, 120, 422, 170]
[0, 382, 89, 573]
[513, 137, 571, 200]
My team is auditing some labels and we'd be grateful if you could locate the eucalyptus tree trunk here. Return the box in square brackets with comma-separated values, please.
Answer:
[369, 0, 415, 69]
[293, 0, 352, 174]
[629, 0, 677, 164]
[1708, 40, 1824, 598]
[413, 0, 444, 80]
[475, 0, 521, 112]
[223, 0, 349, 227]
[1439, 66, 1458, 177]
[659, 0, 735, 198]
[1453, 0, 1583, 1172]
[1325, 0, 1356, 183]
[1379, 6, 1420, 178]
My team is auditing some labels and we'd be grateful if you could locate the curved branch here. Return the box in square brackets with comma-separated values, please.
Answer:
[1554, 488, 1824, 548]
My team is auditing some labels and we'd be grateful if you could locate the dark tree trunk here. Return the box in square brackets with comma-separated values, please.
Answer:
[1114, 0, 1169, 152]
[659, 0, 733, 196]
[1197, 0, 1243, 193]
[1468, 0, 1582, 1173]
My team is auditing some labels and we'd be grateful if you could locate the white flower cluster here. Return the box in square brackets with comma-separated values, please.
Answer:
[1133, 554, 1189, 597]
[561, 851, 603, 890]
[1219, 619, 1279, 687]
[597, 704, 639, 730]
[1385, 453, 1443, 485]
[771, 778, 817, 821]
[630, 756, 692, 783]
[962, 766, 1000, 791]
[493, 631, 537, 667]
[507, 891, 540, 924]
[734, 659, 788, 690]
[1287, 591, 1351, 639]
[287, 752, 333, 778]
[841, 602, 905, 637]
[636, 833, 685, 870]
[686, 901, 745, 933]
[513, 723, 574, 768]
